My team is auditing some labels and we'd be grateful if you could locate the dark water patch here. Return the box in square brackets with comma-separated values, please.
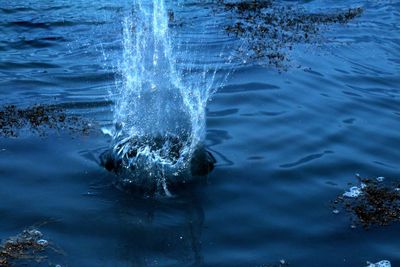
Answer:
[0, 36, 67, 50]
[247, 155, 264, 161]
[0, 7, 35, 14]
[333, 176, 400, 228]
[0, 61, 60, 70]
[41, 5, 73, 11]
[5, 21, 50, 29]
[47, 20, 107, 27]
[347, 84, 400, 99]
[220, 0, 363, 70]
[54, 72, 116, 83]
[219, 82, 280, 93]
[343, 90, 363, 98]
[0, 227, 63, 267]
[1, 79, 57, 88]
[208, 108, 239, 117]
[373, 161, 396, 169]
[0, 104, 95, 138]
[241, 110, 286, 117]
[206, 129, 232, 146]
[97, 6, 124, 12]
[343, 118, 356, 124]
[260, 111, 286, 117]
[2, 20, 106, 30]
[280, 150, 334, 168]
[303, 68, 324, 77]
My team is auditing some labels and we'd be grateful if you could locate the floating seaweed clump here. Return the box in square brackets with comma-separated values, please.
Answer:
[220, 0, 363, 69]
[333, 176, 400, 228]
[0, 228, 62, 266]
[0, 104, 94, 137]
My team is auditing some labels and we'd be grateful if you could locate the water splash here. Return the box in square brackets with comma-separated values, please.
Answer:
[105, 0, 222, 195]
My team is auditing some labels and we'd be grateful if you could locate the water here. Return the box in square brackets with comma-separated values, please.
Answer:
[0, 0, 399, 266]
[105, 0, 223, 195]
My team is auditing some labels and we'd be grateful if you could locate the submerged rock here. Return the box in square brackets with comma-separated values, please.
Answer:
[100, 134, 216, 195]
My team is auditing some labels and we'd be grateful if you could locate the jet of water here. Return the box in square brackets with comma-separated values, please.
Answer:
[106, 0, 222, 195]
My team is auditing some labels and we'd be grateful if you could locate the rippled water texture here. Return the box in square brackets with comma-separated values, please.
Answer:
[0, 0, 399, 266]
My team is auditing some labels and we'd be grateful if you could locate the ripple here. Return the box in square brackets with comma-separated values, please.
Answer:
[0, 61, 60, 70]
[208, 108, 239, 117]
[2, 20, 106, 30]
[280, 151, 334, 169]
[342, 118, 356, 124]
[241, 111, 286, 117]
[0, 37, 67, 50]
[219, 82, 280, 94]
[0, 7, 35, 14]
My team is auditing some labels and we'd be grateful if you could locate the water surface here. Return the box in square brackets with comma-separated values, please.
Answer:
[0, 0, 399, 266]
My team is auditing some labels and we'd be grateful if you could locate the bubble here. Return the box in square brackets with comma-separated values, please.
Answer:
[332, 209, 340, 214]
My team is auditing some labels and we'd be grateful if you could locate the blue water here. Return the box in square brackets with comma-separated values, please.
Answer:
[1, 0, 399, 266]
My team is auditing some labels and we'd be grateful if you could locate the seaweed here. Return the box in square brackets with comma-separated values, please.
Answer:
[333, 176, 400, 228]
[0, 228, 63, 266]
[219, 0, 363, 69]
[0, 104, 94, 137]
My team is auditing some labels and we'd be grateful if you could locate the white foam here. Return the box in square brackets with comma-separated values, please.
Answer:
[376, 176, 385, 182]
[343, 186, 363, 198]
[366, 260, 391, 267]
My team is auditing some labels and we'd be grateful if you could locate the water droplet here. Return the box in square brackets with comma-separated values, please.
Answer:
[332, 209, 340, 214]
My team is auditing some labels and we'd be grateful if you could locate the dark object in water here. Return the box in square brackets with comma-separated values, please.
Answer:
[333, 176, 400, 228]
[220, 0, 363, 69]
[100, 135, 216, 194]
[0, 228, 62, 267]
[189, 144, 216, 176]
[0, 104, 93, 137]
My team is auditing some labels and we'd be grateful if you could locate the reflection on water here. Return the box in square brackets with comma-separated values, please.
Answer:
[91, 182, 205, 267]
